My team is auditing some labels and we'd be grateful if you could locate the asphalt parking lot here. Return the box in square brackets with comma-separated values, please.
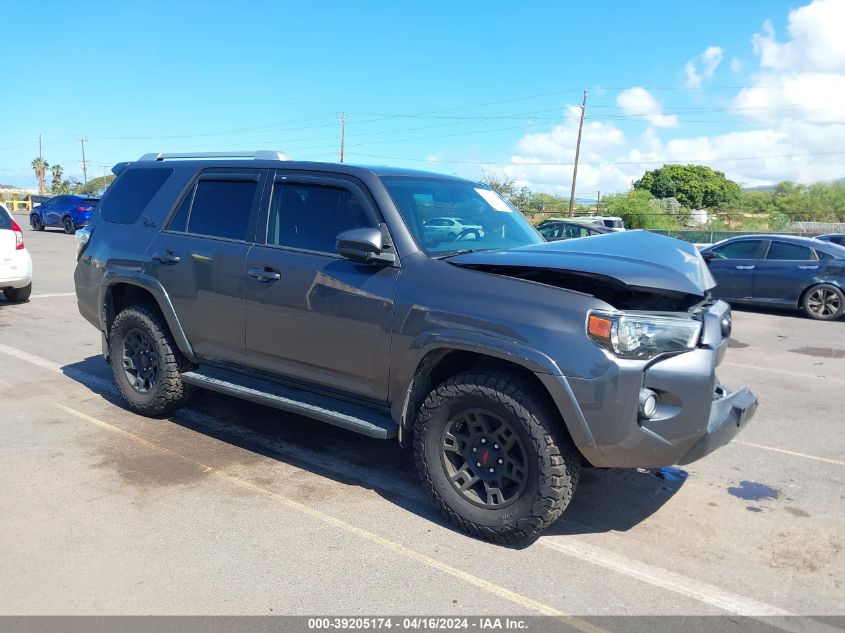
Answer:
[1, 224, 843, 620]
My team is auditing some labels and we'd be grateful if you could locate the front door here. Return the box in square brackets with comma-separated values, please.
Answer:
[244, 174, 398, 401]
[706, 239, 764, 299]
[145, 169, 266, 364]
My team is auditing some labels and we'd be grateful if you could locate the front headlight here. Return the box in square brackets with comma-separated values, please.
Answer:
[587, 310, 702, 360]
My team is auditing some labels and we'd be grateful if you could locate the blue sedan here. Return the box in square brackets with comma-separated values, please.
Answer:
[700, 235, 845, 320]
[30, 195, 99, 234]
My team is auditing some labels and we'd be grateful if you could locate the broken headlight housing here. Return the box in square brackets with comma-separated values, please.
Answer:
[587, 310, 702, 360]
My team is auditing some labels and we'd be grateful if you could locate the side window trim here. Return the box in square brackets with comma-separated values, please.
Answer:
[184, 169, 265, 243]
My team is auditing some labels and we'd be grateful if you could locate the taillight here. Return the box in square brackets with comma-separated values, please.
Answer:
[75, 205, 93, 212]
[11, 220, 24, 250]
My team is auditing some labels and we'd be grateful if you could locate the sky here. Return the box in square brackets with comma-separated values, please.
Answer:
[2, 0, 844, 196]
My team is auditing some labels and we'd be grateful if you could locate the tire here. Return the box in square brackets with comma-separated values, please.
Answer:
[30, 215, 44, 231]
[446, 232, 457, 242]
[3, 283, 32, 303]
[63, 217, 76, 234]
[109, 305, 192, 417]
[414, 369, 580, 543]
[801, 283, 845, 320]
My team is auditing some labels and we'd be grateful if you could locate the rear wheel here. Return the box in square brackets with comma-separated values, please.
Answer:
[802, 284, 844, 320]
[30, 215, 43, 231]
[3, 283, 32, 303]
[414, 369, 580, 543]
[109, 305, 192, 417]
[63, 217, 76, 234]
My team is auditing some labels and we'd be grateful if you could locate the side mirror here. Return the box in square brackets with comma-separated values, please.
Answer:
[701, 251, 716, 261]
[336, 227, 396, 265]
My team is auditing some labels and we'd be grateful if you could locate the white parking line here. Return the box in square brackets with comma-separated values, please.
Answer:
[539, 537, 792, 616]
[30, 292, 76, 299]
[0, 340, 836, 625]
[735, 440, 845, 467]
[722, 361, 845, 383]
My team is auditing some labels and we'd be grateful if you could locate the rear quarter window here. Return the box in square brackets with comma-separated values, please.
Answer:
[0, 206, 11, 230]
[99, 168, 174, 224]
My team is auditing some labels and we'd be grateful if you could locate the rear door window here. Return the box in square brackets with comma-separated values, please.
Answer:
[187, 178, 260, 242]
[100, 168, 174, 224]
[766, 242, 815, 261]
[0, 206, 11, 229]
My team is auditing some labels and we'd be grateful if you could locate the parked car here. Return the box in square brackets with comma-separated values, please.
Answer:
[536, 219, 612, 241]
[423, 216, 484, 242]
[30, 194, 99, 234]
[700, 235, 845, 320]
[571, 215, 625, 230]
[0, 203, 33, 302]
[816, 233, 845, 247]
[74, 151, 757, 542]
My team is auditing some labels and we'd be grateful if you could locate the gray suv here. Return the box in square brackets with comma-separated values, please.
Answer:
[74, 151, 758, 542]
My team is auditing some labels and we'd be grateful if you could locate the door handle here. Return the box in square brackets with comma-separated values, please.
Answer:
[248, 266, 281, 282]
[153, 250, 181, 264]
[798, 265, 819, 270]
[735, 265, 755, 270]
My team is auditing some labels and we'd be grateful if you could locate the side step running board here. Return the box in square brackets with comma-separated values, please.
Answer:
[182, 368, 397, 440]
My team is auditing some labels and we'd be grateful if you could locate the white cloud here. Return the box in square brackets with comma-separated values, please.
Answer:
[498, 0, 845, 195]
[730, 57, 743, 73]
[616, 87, 678, 128]
[685, 46, 725, 88]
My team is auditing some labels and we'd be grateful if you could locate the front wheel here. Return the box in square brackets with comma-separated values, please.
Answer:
[802, 284, 844, 320]
[30, 215, 44, 231]
[414, 369, 580, 543]
[109, 305, 192, 417]
[63, 217, 76, 234]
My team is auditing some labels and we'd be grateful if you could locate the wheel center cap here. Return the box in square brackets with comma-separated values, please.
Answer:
[139, 352, 150, 371]
[480, 447, 491, 467]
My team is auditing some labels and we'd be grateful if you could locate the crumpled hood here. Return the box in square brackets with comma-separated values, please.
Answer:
[447, 230, 716, 296]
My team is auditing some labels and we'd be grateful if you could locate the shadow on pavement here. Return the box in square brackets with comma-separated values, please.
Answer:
[61, 355, 681, 547]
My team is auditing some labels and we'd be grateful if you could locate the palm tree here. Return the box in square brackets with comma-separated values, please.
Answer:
[50, 164, 64, 193]
[31, 157, 49, 194]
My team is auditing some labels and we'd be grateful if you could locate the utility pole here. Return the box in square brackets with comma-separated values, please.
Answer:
[337, 113, 347, 163]
[36, 134, 46, 194]
[79, 138, 89, 184]
[568, 90, 587, 217]
[38, 134, 42, 162]
[596, 190, 601, 214]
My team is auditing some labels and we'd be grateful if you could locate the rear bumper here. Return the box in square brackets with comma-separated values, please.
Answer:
[0, 250, 33, 288]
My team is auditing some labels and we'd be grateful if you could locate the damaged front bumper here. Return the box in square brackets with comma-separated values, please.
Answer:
[538, 300, 758, 468]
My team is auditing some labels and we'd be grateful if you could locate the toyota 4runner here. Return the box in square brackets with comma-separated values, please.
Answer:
[74, 151, 758, 542]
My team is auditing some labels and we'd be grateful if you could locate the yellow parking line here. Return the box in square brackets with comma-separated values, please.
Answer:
[55, 402, 605, 629]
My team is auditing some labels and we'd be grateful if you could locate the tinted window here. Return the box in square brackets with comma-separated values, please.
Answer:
[167, 188, 193, 233]
[711, 240, 761, 260]
[100, 168, 174, 224]
[188, 179, 258, 241]
[767, 242, 814, 261]
[267, 183, 375, 253]
[0, 206, 11, 230]
[539, 224, 561, 238]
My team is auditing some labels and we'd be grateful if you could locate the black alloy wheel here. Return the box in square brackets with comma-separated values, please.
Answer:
[440, 408, 528, 509]
[121, 327, 160, 394]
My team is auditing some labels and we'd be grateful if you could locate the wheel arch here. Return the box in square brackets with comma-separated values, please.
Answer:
[100, 273, 196, 363]
[799, 281, 845, 317]
[395, 344, 580, 458]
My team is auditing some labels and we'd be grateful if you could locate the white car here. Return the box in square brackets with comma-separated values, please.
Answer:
[423, 217, 485, 241]
[0, 203, 33, 302]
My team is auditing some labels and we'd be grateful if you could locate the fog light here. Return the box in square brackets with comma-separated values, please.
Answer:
[639, 389, 659, 419]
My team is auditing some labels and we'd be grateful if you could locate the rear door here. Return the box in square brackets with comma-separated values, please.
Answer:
[752, 240, 819, 305]
[705, 239, 765, 299]
[147, 169, 267, 364]
[244, 172, 398, 401]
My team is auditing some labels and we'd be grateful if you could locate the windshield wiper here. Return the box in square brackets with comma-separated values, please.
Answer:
[433, 248, 493, 259]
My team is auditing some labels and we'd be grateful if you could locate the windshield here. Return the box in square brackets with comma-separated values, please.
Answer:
[381, 176, 544, 256]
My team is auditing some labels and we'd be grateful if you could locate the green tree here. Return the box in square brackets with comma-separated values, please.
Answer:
[76, 174, 114, 196]
[31, 157, 49, 194]
[480, 169, 532, 212]
[603, 190, 665, 229]
[50, 164, 65, 194]
[634, 164, 740, 209]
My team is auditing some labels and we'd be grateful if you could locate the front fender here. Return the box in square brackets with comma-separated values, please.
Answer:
[100, 270, 197, 363]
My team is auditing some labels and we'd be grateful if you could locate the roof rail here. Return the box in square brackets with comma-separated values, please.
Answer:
[137, 150, 289, 162]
